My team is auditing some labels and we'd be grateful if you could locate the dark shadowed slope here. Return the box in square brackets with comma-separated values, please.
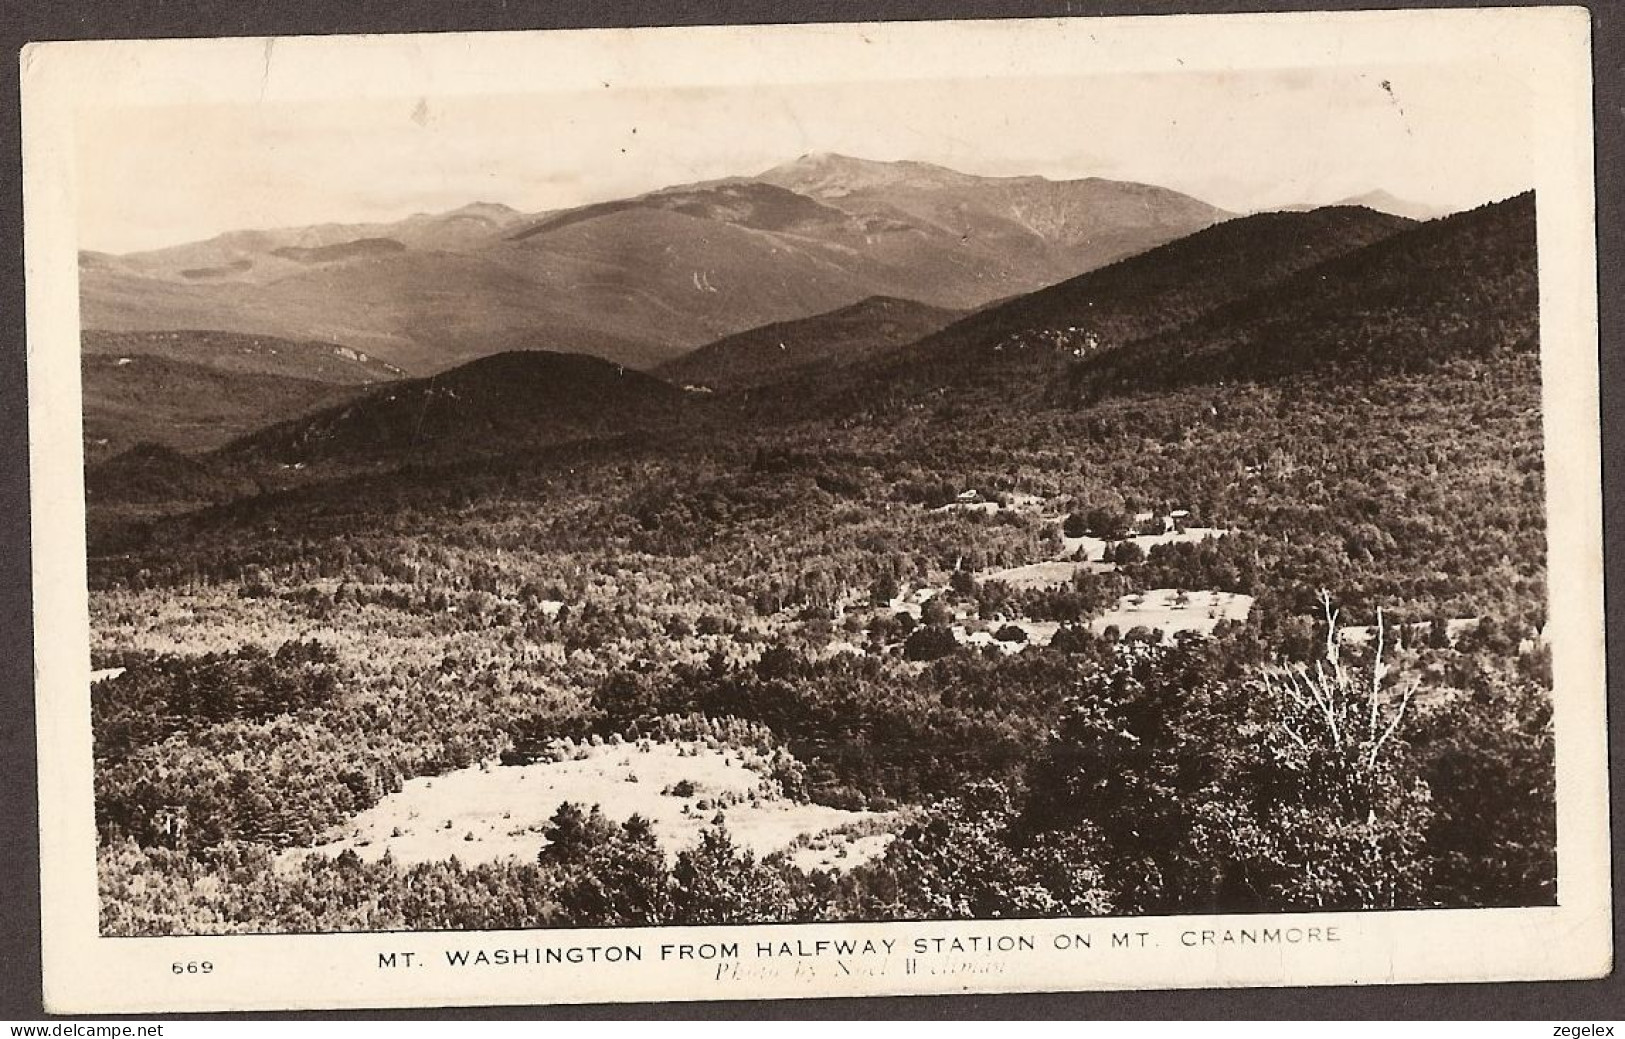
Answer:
[894, 206, 1415, 366]
[654, 296, 965, 392]
[223, 350, 689, 467]
[82, 355, 365, 461]
[86, 442, 262, 507]
[1074, 192, 1536, 395]
[749, 204, 1416, 412]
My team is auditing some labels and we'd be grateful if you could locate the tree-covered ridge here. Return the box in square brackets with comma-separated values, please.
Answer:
[81, 353, 364, 463]
[91, 354, 1545, 630]
[655, 295, 965, 393]
[1078, 193, 1536, 393]
[224, 351, 691, 468]
[882, 205, 1415, 373]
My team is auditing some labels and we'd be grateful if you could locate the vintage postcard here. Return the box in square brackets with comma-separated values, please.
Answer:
[21, 7, 1609, 1013]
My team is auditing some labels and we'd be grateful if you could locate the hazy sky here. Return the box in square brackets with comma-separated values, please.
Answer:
[78, 61, 1535, 254]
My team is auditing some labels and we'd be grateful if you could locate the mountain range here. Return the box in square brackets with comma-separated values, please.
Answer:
[79, 149, 1520, 493]
[85, 187, 1529, 492]
[80, 154, 1230, 375]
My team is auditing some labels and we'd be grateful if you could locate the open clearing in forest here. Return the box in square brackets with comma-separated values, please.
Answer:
[1059, 526, 1229, 562]
[1089, 588, 1255, 639]
[977, 560, 1110, 589]
[929, 491, 1046, 517]
[958, 619, 1062, 652]
[294, 739, 891, 871]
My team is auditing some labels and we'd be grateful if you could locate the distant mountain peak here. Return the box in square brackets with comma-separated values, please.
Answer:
[757, 152, 976, 197]
[84, 156, 1229, 379]
[1272, 191, 1451, 222]
[784, 151, 907, 170]
[448, 201, 519, 217]
[1333, 190, 1451, 222]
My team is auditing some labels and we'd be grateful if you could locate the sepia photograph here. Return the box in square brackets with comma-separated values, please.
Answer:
[20, 6, 1609, 1012]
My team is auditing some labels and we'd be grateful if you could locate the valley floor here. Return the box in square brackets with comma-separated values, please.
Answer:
[88, 355, 1555, 934]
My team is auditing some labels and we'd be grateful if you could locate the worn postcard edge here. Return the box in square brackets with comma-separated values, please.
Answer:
[20, 8, 1612, 1013]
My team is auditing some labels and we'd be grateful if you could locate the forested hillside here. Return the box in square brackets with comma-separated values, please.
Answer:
[739, 204, 1414, 414]
[81, 330, 400, 460]
[656, 297, 964, 392]
[1077, 193, 1537, 393]
[226, 351, 691, 468]
[86, 194, 1553, 934]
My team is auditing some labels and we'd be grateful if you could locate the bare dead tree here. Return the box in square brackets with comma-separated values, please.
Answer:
[1249, 591, 1431, 909]
[1262, 590, 1419, 807]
